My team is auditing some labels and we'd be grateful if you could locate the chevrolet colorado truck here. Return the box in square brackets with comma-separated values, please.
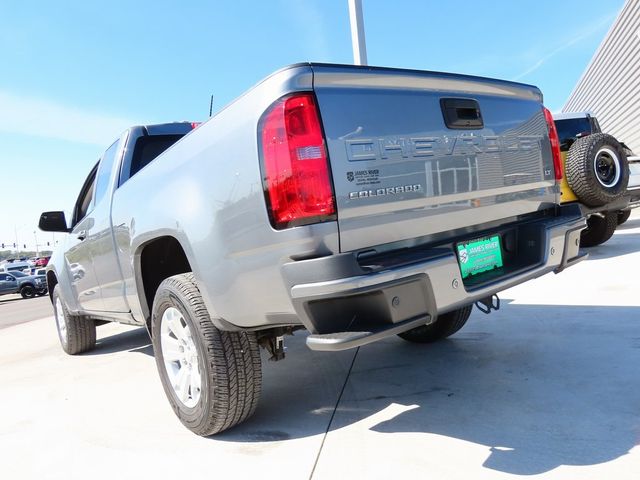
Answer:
[40, 63, 586, 436]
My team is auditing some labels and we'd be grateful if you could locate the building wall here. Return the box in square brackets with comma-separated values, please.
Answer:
[563, 0, 640, 154]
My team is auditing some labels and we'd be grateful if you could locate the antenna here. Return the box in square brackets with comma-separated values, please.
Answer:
[209, 95, 214, 117]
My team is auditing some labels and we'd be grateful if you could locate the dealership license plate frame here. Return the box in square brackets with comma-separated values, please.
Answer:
[456, 234, 504, 280]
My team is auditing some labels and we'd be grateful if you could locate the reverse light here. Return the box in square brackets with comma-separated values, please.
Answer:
[543, 107, 563, 181]
[259, 93, 336, 229]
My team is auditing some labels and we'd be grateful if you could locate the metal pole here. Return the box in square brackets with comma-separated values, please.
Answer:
[348, 0, 368, 65]
[14, 225, 19, 255]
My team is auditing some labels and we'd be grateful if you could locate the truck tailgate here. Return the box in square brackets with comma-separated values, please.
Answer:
[311, 65, 558, 252]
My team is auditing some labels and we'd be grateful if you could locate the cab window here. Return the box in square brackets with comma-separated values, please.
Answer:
[119, 134, 184, 185]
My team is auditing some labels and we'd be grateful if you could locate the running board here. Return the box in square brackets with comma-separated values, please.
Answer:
[306, 314, 433, 352]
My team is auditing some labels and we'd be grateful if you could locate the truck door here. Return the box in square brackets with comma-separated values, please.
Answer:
[65, 164, 105, 311]
[86, 137, 130, 313]
[0, 273, 18, 294]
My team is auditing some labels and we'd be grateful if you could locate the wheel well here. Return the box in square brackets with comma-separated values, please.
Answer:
[139, 236, 192, 327]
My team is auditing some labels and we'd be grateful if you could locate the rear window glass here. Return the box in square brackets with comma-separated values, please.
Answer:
[121, 134, 184, 184]
[555, 118, 592, 151]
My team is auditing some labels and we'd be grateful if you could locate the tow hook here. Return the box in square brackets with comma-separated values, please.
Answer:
[475, 294, 500, 314]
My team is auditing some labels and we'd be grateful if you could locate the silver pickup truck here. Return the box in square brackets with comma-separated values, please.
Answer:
[40, 63, 586, 436]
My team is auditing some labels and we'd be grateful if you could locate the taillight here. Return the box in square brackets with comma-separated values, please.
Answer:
[259, 93, 336, 229]
[190, 122, 201, 129]
[543, 107, 563, 181]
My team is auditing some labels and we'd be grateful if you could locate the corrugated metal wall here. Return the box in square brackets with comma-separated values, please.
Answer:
[563, 0, 640, 154]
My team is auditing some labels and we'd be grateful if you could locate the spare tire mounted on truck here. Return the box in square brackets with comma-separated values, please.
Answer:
[565, 133, 629, 207]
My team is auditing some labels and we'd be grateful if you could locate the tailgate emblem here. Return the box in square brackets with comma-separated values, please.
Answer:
[348, 184, 422, 199]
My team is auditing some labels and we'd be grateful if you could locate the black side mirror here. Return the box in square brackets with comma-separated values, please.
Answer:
[39, 211, 70, 233]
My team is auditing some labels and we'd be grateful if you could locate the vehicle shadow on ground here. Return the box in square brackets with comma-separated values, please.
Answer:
[218, 302, 640, 476]
[581, 230, 640, 260]
[87, 327, 153, 356]
[616, 217, 640, 230]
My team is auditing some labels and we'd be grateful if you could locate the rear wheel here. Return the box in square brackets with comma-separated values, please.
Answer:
[52, 285, 96, 354]
[617, 209, 631, 225]
[20, 284, 36, 299]
[398, 305, 473, 343]
[580, 212, 618, 247]
[151, 273, 262, 436]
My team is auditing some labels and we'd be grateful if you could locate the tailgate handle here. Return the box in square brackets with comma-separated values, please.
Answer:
[440, 98, 483, 129]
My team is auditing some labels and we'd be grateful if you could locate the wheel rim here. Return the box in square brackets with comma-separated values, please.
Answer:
[55, 297, 67, 344]
[160, 307, 202, 408]
[593, 147, 621, 188]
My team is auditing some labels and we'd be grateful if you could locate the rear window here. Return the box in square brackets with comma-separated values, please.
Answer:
[555, 118, 592, 151]
[120, 134, 184, 185]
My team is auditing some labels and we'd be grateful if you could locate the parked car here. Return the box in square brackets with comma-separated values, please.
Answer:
[35, 256, 50, 267]
[554, 111, 640, 246]
[0, 270, 47, 298]
[41, 63, 586, 436]
[0, 261, 32, 274]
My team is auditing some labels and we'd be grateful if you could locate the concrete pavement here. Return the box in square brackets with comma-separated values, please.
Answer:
[1, 213, 639, 479]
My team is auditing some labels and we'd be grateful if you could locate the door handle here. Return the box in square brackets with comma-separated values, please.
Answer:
[77, 230, 87, 241]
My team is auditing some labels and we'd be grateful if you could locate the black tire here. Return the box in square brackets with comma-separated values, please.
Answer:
[52, 285, 96, 354]
[20, 284, 36, 299]
[617, 209, 631, 225]
[151, 273, 262, 436]
[398, 305, 473, 343]
[580, 212, 618, 247]
[565, 133, 629, 207]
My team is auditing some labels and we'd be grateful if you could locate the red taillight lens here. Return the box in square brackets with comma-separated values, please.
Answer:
[543, 107, 563, 181]
[259, 93, 336, 229]
[190, 122, 201, 129]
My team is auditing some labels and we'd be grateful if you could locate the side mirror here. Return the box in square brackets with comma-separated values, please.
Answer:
[39, 211, 70, 233]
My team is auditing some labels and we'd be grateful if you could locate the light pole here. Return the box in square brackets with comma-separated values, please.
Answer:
[14, 225, 19, 255]
[348, 0, 368, 65]
[33, 231, 39, 257]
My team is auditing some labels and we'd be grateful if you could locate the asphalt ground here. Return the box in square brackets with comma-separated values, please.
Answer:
[1, 212, 639, 479]
[0, 294, 51, 329]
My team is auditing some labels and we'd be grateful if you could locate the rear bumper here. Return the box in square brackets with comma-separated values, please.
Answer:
[282, 205, 586, 351]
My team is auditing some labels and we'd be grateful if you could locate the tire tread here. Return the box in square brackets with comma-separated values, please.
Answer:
[580, 212, 618, 247]
[565, 133, 629, 207]
[398, 305, 473, 343]
[152, 273, 261, 436]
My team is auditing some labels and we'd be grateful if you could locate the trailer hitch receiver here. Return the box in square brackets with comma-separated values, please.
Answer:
[475, 294, 500, 314]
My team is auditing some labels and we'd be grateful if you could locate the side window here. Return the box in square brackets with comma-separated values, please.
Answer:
[73, 164, 98, 225]
[94, 141, 120, 205]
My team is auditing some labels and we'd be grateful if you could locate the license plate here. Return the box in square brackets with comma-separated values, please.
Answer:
[456, 235, 504, 279]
